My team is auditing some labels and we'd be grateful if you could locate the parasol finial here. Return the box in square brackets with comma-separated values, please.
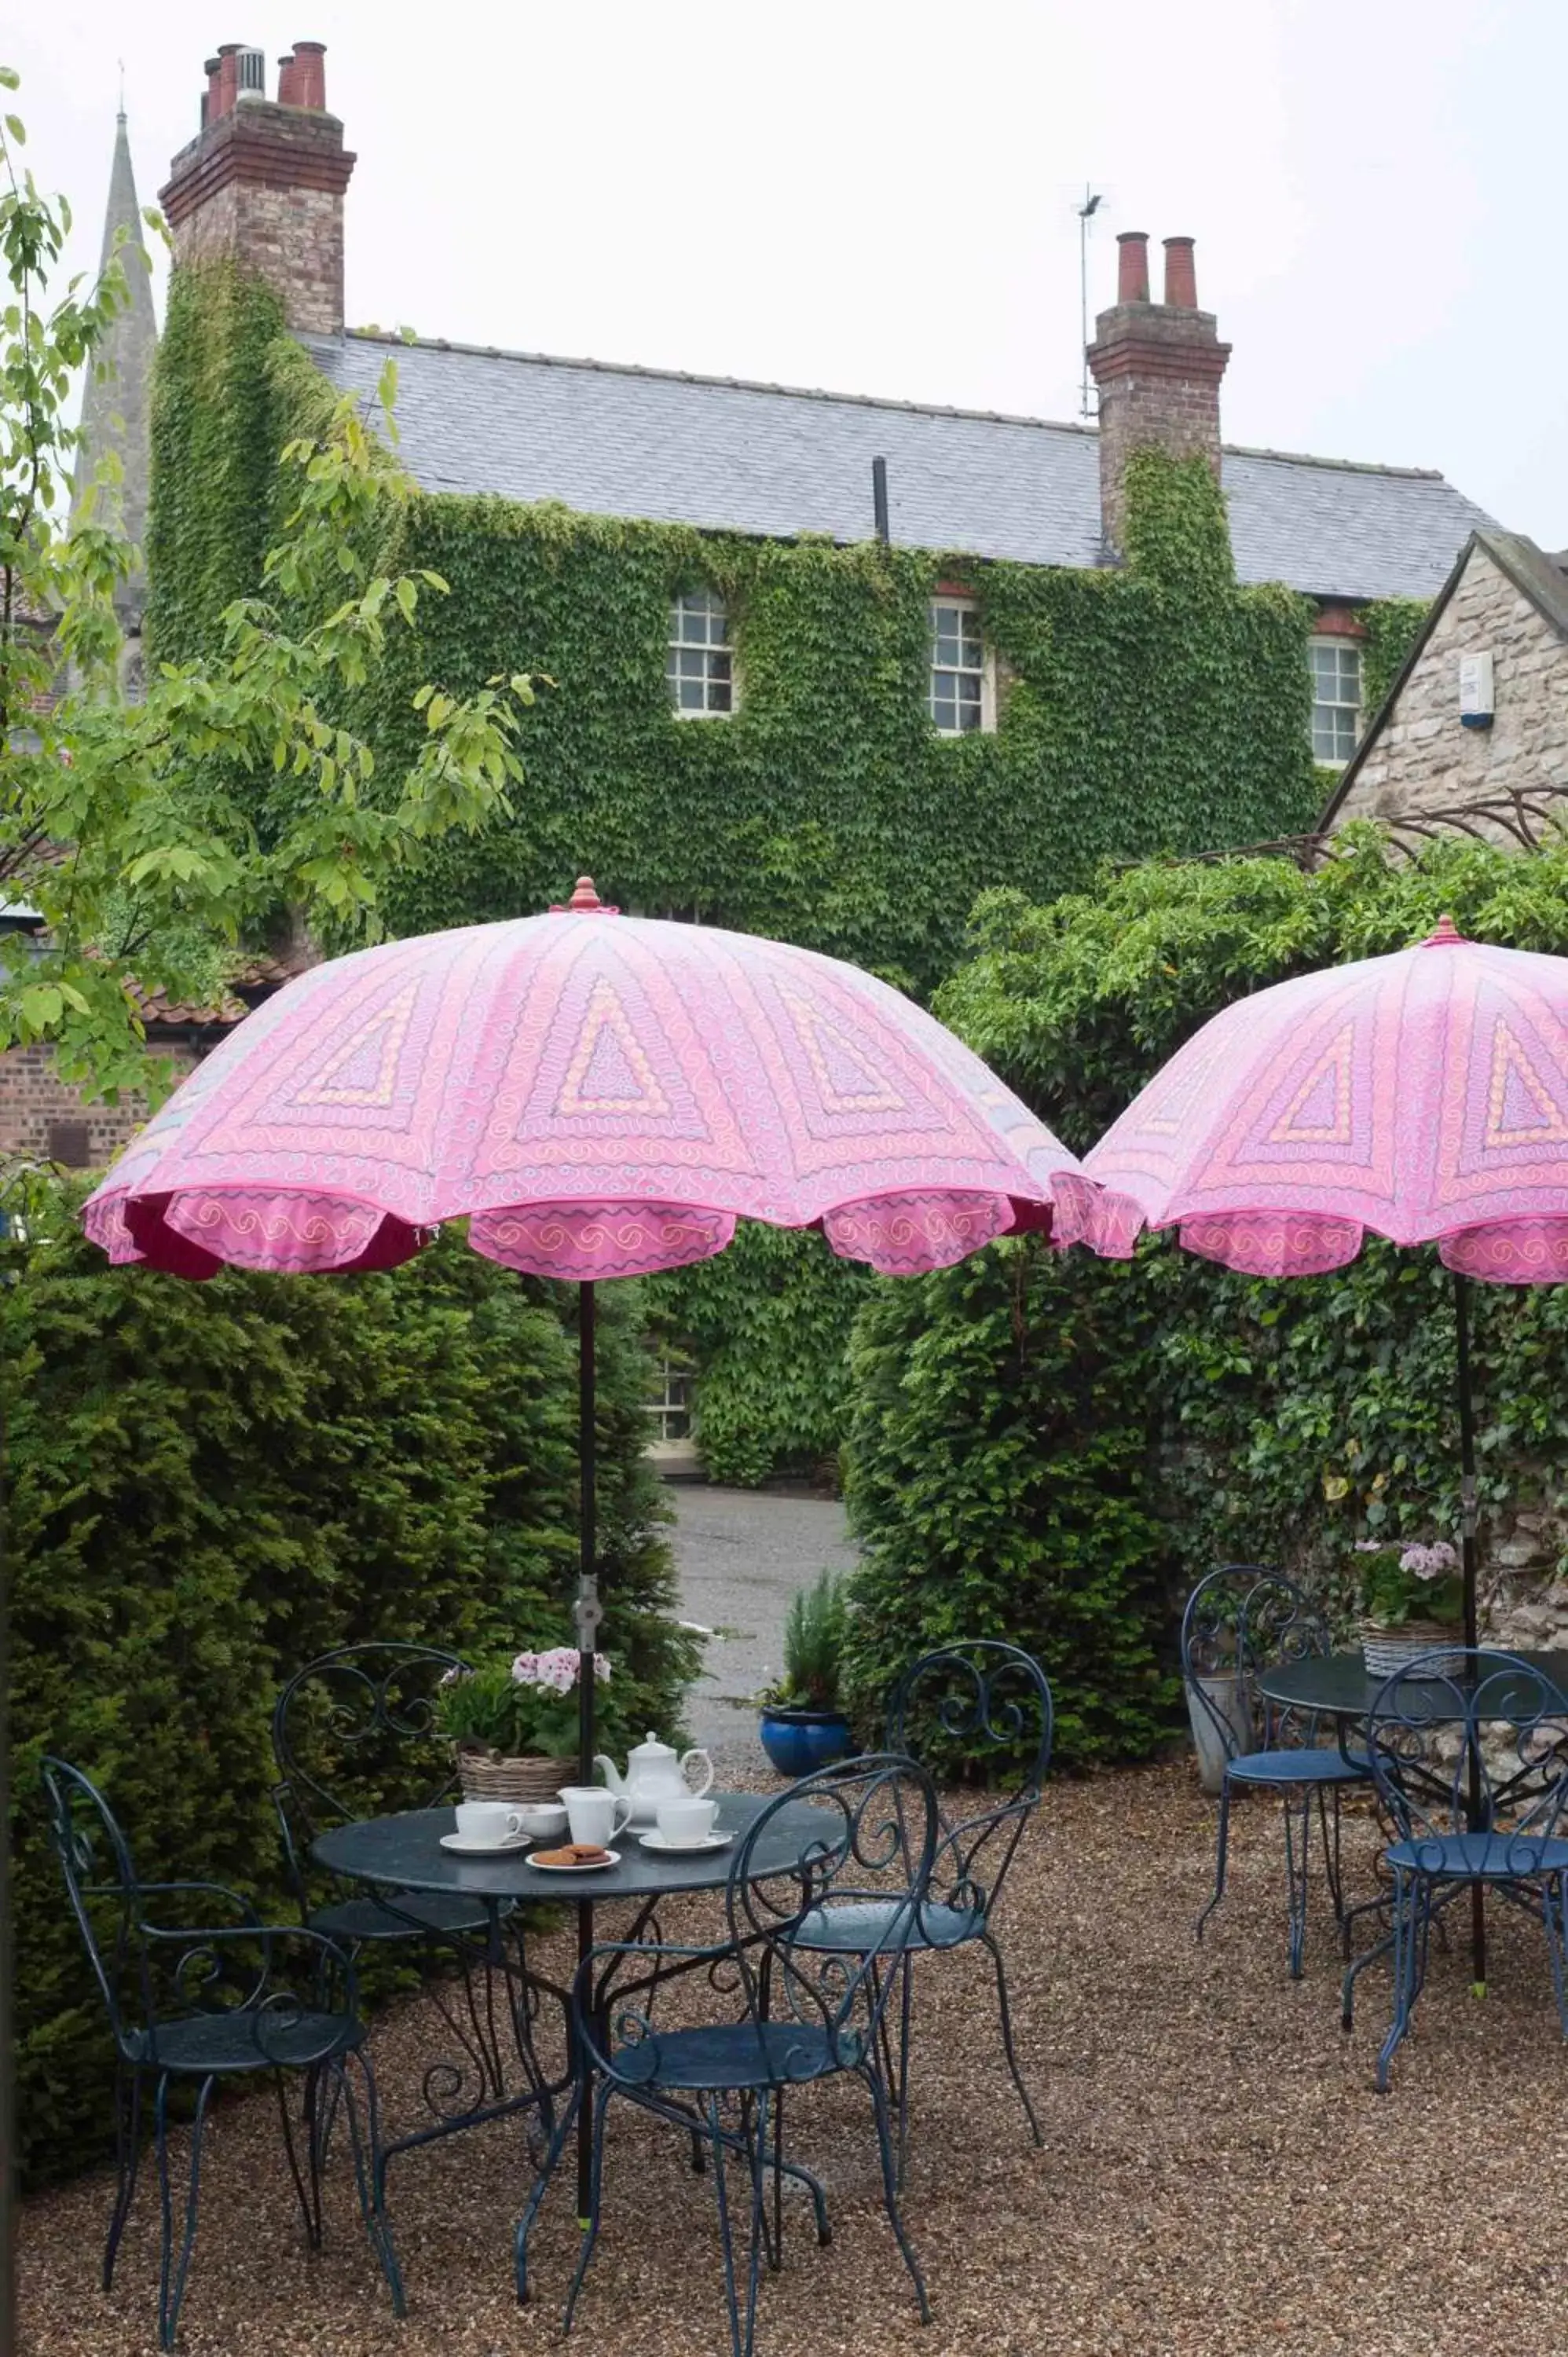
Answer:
[1421, 914, 1469, 948]
[551, 876, 620, 915]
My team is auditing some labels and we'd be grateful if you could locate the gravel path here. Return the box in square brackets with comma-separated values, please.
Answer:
[672, 1483, 855, 1748]
[21, 1763, 1568, 2356]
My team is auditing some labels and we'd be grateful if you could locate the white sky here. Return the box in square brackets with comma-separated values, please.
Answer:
[12, 0, 1568, 548]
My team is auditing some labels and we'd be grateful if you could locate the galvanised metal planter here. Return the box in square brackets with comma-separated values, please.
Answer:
[757, 1705, 853, 1777]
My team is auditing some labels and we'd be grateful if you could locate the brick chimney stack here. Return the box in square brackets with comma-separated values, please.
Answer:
[1086, 231, 1231, 560]
[159, 39, 356, 336]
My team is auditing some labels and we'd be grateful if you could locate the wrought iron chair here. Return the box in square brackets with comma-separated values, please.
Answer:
[790, 1640, 1052, 2175]
[40, 1756, 404, 2349]
[1182, 1565, 1370, 1978]
[271, 1640, 490, 1951]
[1362, 1648, 1568, 2091]
[515, 1753, 939, 2357]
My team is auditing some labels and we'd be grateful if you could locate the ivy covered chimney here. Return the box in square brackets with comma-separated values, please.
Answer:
[1086, 233, 1231, 560]
[159, 40, 354, 335]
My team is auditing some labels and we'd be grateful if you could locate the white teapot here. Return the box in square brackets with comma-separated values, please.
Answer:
[594, 1731, 713, 1828]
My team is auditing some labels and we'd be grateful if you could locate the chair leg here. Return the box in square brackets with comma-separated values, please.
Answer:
[1319, 1787, 1347, 1926]
[1196, 1778, 1231, 1941]
[1543, 1873, 1568, 2036]
[275, 2068, 323, 2252]
[1376, 1870, 1421, 2093]
[861, 2064, 930, 2323]
[980, 1929, 1042, 2149]
[1281, 1787, 1313, 1980]
[103, 2063, 142, 2292]
[333, 2050, 406, 2319]
[743, 2091, 771, 2357]
[708, 2094, 744, 2357]
[154, 2071, 214, 2352]
[515, 2073, 581, 2304]
[894, 1952, 915, 2187]
[562, 2077, 613, 2337]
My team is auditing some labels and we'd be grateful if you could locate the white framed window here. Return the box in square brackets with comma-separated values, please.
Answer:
[667, 589, 735, 717]
[929, 597, 994, 735]
[1310, 638, 1363, 764]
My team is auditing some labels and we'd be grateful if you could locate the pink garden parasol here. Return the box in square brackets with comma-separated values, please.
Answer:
[81, 875, 1089, 1794]
[1081, 916, 1568, 1985]
[1081, 916, 1568, 1286]
[83, 878, 1087, 1285]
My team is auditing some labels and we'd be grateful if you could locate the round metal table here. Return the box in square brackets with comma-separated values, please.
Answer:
[314, 1790, 825, 1909]
[1258, 1648, 1568, 1724]
[1257, 1648, 1568, 1999]
[313, 1791, 830, 2230]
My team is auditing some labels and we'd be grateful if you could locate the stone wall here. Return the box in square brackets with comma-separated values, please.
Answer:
[1333, 541, 1568, 829]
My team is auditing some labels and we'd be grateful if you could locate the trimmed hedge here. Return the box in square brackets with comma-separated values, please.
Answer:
[843, 834, 1568, 1769]
[7, 1204, 694, 2186]
[841, 1240, 1175, 1769]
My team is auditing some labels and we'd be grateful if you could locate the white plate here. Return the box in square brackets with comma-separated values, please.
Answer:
[638, 1830, 735, 1854]
[526, 1847, 622, 1873]
[440, 1831, 529, 1856]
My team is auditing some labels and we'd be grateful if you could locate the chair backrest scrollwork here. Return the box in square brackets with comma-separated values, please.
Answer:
[1367, 1648, 1568, 1871]
[1181, 1565, 1330, 1761]
[270, 1640, 470, 1902]
[886, 1642, 1053, 1924]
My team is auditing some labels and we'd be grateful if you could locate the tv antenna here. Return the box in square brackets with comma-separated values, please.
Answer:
[1078, 187, 1104, 420]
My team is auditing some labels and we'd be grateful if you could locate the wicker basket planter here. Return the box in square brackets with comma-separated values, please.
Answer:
[1359, 1622, 1466, 1681]
[453, 1743, 576, 1804]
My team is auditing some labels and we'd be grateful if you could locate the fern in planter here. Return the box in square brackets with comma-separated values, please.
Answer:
[757, 1572, 854, 1772]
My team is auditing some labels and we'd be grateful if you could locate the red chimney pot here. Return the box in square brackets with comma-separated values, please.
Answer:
[291, 40, 328, 111]
[277, 51, 302, 105]
[1116, 232, 1150, 306]
[1163, 236, 1197, 310]
[214, 43, 240, 121]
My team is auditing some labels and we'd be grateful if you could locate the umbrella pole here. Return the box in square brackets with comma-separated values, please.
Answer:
[1453, 1270, 1487, 1993]
[573, 1279, 599, 2220]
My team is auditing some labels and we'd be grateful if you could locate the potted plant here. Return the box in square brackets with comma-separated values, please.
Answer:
[435, 1646, 621, 1802]
[1354, 1538, 1466, 1677]
[756, 1570, 854, 1776]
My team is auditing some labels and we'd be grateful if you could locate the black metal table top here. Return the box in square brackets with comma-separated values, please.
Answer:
[313, 1791, 828, 1902]
[1259, 1649, 1568, 1721]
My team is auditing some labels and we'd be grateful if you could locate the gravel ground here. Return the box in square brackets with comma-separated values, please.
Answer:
[21, 1755, 1568, 2357]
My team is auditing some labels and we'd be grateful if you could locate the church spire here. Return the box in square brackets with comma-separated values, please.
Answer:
[71, 106, 158, 608]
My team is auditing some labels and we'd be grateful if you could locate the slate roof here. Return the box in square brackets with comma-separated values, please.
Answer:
[299, 331, 1494, 604]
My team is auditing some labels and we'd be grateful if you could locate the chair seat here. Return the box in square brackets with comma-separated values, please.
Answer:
[1227, 1748, 1368, 1787]
[126, 2005, 361, 2076]
[612, 2019, 855, 2093]
[1386, 1831, 1568, 1880]
[791, 1897, 980, 1955]
[309, 1889, 495, 1945]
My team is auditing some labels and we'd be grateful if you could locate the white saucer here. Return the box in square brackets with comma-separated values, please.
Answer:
[638, 1830, 735, 1854]
[440, 1831, 529, 1856]
[526, 1848, 621, 1873]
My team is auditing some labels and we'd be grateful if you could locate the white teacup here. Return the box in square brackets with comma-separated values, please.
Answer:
[515, 1802, 570, 1842]
[657, 1795, 719, 1846]
[454, 1800, 525, 1846]
[558, 1786, 632, 1847]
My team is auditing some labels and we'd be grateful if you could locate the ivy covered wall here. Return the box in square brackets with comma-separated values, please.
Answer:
[138, 277, 1435, 997]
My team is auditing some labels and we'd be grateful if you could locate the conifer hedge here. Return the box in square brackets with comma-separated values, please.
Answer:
[6, 1205, 692, 2185]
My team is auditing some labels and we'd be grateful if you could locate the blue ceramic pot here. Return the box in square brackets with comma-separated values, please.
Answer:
[758, 1706, 853, 1778]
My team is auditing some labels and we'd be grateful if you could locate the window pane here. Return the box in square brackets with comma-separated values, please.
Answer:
[932, 690, 957, 731]
[960, 618, 984, 667]
[709, 651, 732, 684]
[1311, 713, 1337, 761]
[680, 676, 704, 709]
[709, 678, 733, 713]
